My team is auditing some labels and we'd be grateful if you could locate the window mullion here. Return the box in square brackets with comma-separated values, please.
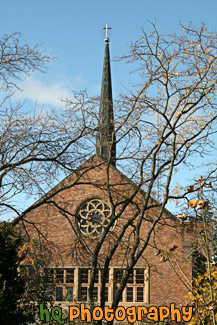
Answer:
[133, 269, 136, 302]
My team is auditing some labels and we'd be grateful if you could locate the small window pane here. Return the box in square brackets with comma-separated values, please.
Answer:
[115, 270, 123, 283]
[94, 269, 99, 283]
[93, 287, 98, 300]
[56, 269, 64, 283]
[56, 287, 63, 301]
[137, 287, 144, 302]
[67, 287, 73, 301]
[127, 270, 133, 283]
[66, 269, 74, 283]
[136, 270, 144, 284]
[80, 287, 87, 301]
[127, 287, 133, 302]
[105, 287, 108, 302]
[81, 269, 88, 283]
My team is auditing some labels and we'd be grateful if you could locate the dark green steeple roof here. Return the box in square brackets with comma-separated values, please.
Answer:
[96, 36, 116, 166]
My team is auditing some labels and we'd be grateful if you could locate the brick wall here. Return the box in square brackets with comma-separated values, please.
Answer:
[16, 155, 193, 308]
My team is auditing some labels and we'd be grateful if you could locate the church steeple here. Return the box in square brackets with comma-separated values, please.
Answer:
[96, 25, 116, 166]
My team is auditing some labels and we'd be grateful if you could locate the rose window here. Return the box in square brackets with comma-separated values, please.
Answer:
[77, 199, 113, 238]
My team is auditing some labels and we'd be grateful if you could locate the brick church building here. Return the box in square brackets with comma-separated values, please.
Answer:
[14, 28, 195, 316]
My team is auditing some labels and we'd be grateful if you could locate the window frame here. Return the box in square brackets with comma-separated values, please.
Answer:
[45, 266, 148, 304]
[45, 268, 75, 302]
[114, 268, 146, 303]
[79, 268, 110, 303]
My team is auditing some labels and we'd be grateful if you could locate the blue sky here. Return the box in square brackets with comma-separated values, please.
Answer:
[1, 0, 217, 107]
[1, 0, 217, 217]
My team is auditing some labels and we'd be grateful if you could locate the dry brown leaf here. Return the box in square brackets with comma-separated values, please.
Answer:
[185, 185, 194, 193]
[196, 199, 209, 209]
[187, 200, 198, 208]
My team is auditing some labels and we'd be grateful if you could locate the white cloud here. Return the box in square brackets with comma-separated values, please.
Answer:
[14, 76, 73, 107]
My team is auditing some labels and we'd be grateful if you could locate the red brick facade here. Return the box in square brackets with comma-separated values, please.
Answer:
[15, 155, 193, 309]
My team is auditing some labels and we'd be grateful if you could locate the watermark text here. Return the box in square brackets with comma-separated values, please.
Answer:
[40, 303, 193, 323]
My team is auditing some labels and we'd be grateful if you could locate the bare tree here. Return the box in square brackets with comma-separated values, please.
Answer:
[0, 32, 101, 321]
[0, 33, 99, 220]
[10, 23, 217, 324]
[77, 23, 217, 319]
[0, 33, 50, 91]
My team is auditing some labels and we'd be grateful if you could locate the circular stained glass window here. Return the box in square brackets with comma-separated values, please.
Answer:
[77, 199, 114, 238]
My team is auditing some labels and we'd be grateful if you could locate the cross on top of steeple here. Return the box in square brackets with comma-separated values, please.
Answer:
[103, 24, 112, 42]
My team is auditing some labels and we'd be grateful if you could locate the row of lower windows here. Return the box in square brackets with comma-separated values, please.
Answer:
[54, 286, 109, 302]
[46, 268, 74, 284]
[46, 268, 109, 284]
[46, 268, 146, 303]
[54, 285, 144, 302]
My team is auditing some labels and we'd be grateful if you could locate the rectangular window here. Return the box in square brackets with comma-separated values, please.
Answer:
[115, 269, 123, 283]
[94, 269, 99, 283]
[127, 287, 133, 302]
[93, 287, 98, 300]
[46, 268, 75, 302]
[66, 269, 74, 283]
[80, 287, 87, 301]
[114, 268, 145, 303]
[137, 287, 144, 302]
[78, 268, 110, 303]
[127, 270, 134, 283]
[56, 269, 64, 283]
[105, 287, 108, 302]
[47, 267, 146, 304]
[66, 287, 73, 302]
[81, 269, 88, 283]
[136, 269, 144, 284]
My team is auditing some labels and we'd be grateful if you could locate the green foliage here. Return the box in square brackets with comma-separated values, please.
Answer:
[0, 222, 34, 324]
[186, 267, 217, 324]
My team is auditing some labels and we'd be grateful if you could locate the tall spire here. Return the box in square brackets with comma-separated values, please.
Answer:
[96, 25, 116, 166]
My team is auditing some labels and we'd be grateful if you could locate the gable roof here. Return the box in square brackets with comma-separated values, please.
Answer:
[13, 153, 175, 226]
